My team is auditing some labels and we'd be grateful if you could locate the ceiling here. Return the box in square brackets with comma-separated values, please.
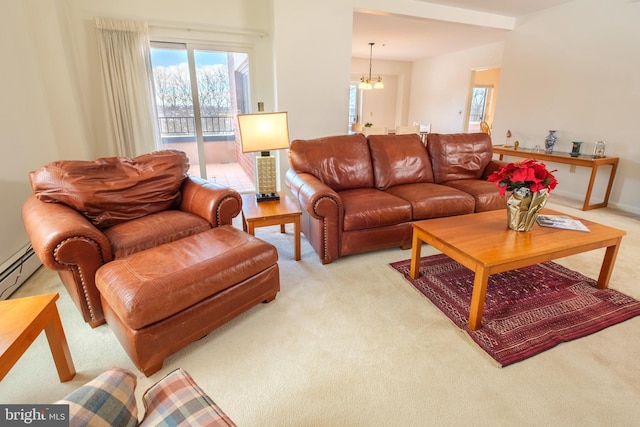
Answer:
[352, 0, 573, 61]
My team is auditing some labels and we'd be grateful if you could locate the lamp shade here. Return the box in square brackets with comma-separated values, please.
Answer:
[238, 112, 290, 153]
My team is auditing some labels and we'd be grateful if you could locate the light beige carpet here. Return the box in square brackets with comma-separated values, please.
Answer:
[2, 197, 639, 426]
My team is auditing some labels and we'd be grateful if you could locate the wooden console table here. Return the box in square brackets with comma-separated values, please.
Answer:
[493, 146, 619, 211]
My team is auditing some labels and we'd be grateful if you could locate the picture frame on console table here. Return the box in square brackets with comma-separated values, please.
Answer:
[593, 141, 606, 158]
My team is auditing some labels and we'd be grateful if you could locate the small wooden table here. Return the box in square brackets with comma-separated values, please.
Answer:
[0, 293, 76, 382]
[241, 192, 302, 260]
[410, 209, 626, 330]
[493, 146, 619, 211]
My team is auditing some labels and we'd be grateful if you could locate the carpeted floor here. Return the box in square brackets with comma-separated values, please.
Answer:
[2, 196, 640, 426]
[391, 254, 640, 367]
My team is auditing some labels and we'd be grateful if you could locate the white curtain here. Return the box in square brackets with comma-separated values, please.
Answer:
[94, 18, 158, 157]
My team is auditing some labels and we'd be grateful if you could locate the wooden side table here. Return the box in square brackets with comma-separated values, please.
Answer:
[241, 192, 302, 260]
[0, 293, 76, 382]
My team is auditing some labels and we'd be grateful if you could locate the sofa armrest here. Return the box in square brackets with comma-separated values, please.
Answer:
[22, 195, 113, 271]
[179, 176, 242, 227]
[285, 170, 343, 220]
[285, 169, 343, 264]
[482, 159, 508, 180]
[22, 194, 112, 325]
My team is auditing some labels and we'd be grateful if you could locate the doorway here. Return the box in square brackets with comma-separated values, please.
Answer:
[465, 67, 500, 133]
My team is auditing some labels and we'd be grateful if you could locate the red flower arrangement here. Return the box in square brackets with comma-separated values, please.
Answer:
[487, 158, 558, 196]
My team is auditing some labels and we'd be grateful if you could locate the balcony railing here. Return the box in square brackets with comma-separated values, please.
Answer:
[158, 116, 234, 136]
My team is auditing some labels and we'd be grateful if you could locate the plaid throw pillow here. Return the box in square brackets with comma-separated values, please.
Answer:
[140, 368, 235, 427]
[55, 367, 138, 427]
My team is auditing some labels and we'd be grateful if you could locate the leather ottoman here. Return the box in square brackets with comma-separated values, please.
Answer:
[96, 225, 279, 376]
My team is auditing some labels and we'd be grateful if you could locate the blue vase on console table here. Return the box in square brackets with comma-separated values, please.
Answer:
[544, 130, 557, 153]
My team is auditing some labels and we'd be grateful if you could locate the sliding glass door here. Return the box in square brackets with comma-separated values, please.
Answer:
[150, 42, 255, 192]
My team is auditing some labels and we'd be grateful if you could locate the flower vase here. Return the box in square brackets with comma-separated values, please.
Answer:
[506, 189, 550, 231]
[544, 130, 557, 153]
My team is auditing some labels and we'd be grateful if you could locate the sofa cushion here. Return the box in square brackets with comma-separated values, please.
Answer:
[140, 368, 235, 426]
[55, 367, 138, 427]
[427, 133, 493, 183]
[368, 134, 434, 190]
[29, 149, 189, 228]
[103, 210, 212, 259]
[288, 134, 374, 191]
[340, 188, 412, 231]
[386, 183, 475, 219]
[443, 180, 507, 212]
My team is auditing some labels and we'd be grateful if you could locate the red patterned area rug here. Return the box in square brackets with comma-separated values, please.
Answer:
[390, 254, 640, 367]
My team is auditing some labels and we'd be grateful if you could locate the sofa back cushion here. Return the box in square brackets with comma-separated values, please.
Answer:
[368, 134, 434, 189]
[288, 134, 374, 191]
[30, 149, 189, 228]
[427, 133, 493, 183]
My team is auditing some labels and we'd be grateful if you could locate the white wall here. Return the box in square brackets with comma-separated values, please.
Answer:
[359, 76, 398, 131]
[494, 0, 640, 213]
[409, 42, 504, 133]
[0, 0, 59, 264]
[351, 57, 413, 131]
[273, 0, 354, 140]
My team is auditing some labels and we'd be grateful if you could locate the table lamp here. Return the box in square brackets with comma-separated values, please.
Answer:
[238, 111, 290, 202]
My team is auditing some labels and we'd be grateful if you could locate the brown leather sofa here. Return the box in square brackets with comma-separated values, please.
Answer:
[285, 132, 506, 264]
[22, 150, 279, 331]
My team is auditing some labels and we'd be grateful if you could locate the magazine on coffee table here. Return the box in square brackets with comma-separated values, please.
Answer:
[536, 215, 590, 232]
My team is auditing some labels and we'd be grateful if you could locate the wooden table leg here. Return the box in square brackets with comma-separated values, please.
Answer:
[597, 238, 622, 289]
[583, 160, 618, 211]
[43, 303, 76, 382]
[603, 160, 618, 209]
[410, 231, 422, 279]
[468, 267, 490, 330]
[293, 217, 301, 261]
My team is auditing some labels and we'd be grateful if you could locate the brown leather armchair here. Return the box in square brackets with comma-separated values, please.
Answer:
[22, 150, 243, 327]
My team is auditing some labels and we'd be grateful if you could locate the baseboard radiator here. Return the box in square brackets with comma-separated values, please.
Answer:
[0, 244, 41, 300]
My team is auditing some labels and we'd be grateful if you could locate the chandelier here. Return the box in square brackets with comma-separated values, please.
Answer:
[358, 42, 384, 90]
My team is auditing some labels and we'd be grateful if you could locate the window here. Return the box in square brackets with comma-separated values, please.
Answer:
[150, 42, 254, 192]
[466, 77, 497, 133]
[348, 84, 360, 127]
[468, 86, 494, 133]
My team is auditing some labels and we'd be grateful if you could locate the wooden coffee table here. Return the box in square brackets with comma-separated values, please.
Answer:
[410, 209, 626, 330]
[241, 192, 302, 260]
[0, 293, 76, 382]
